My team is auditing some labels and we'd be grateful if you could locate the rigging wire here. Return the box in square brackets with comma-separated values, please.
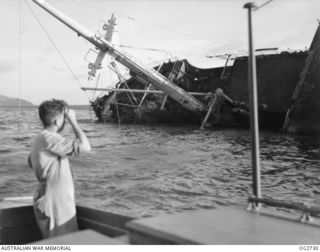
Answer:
[69, 0, 241, 58]
[23, 0, 91, 101]
[119, 15, 211, 42]
[115, 93, 121, 126]
[92, 73, 101, 101]
[70, 0, 212, 42]
[253, 0, 274, 11]
[120, 44, 209, 57]
[120, 44, 168, 53]
[17, 0, 22, 132]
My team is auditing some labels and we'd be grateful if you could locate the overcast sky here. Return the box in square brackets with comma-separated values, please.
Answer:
[0, 0, 319, 105]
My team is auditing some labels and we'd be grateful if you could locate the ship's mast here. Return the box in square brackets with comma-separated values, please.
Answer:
[87, 14, 118, 80]
[32, 0, 206, 113]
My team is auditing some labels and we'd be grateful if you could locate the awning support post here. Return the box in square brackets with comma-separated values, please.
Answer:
[244, 2, 261, 204]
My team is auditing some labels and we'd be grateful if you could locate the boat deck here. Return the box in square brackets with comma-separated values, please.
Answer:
[31, 230, 124, 245]
[127, 207, 320, 244]
[1, 198, 320, 245]
[0, 197, 33, 209]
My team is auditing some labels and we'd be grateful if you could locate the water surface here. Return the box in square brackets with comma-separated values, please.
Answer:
[1, 106, 320, 217]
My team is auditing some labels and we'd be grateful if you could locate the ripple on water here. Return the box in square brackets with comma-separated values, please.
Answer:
[1, 107, 320, 218]
[0, 149, 12, 154]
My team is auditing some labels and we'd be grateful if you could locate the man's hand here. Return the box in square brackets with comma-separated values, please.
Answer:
[64, 108, 77, 124]
[64, 108, 91, 153]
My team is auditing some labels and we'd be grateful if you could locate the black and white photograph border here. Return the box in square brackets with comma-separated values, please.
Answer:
[0, 0, 320, 249]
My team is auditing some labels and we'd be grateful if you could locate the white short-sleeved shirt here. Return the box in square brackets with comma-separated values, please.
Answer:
[29, 129, 80, 238]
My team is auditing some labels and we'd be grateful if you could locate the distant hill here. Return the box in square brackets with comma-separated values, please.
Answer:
[0, 95, 34, 107]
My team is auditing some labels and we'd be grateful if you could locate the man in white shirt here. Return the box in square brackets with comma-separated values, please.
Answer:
[28, 99, 91, 238]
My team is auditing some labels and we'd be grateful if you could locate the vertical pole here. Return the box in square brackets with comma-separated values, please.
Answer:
[220, 54, 231, 79]
[200, 95, 218, 130]
[244, 2, 261, 200]
[18, 0, 22, 133]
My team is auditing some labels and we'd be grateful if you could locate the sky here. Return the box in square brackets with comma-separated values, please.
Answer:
[0, 0, 319, 105]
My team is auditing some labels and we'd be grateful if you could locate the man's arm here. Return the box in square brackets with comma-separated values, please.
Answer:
[65, 109, 91, 153]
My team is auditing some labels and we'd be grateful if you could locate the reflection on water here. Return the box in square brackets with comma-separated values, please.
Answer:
[0, 106, 320, 217]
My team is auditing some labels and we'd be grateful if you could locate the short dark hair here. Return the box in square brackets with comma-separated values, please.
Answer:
[38, 99, 68, 127]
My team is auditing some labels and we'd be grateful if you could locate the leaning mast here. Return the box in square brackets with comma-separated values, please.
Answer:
[32, 0, 206, 113]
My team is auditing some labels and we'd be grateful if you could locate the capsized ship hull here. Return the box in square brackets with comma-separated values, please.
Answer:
[91, 50, 309, 130]
[91, 23, 320, 133]
[283, 23, 320, 134]
[30, 0, 319, 132]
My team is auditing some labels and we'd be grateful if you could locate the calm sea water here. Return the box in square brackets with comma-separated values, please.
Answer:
[1, 106, 320, 218]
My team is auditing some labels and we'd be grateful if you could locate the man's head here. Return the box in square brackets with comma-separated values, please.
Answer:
[39, 99, 68, 132]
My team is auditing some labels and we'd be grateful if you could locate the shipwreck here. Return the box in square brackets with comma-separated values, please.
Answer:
[2, 1, 320, 246]
[86, 18, 320, 133]
[33, 0, 320, 133]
